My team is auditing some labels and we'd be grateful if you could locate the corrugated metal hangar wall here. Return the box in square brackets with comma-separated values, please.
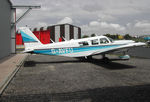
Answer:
[16, 24, 81, 45]
[0, 0, 12, 59]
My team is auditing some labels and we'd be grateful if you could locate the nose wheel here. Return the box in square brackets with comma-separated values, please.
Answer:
[119, 51, 130, 60]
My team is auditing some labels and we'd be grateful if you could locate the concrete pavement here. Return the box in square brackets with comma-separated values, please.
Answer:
[1, 54, 150, 102]
[0, 53, 28, 95]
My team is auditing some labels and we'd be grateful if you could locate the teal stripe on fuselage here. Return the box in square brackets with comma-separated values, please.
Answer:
[33, 45, 120, 55]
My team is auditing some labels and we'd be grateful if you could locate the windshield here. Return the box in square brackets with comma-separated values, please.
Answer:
[100, 38, 109, 44]
[108, 37, 114, 43]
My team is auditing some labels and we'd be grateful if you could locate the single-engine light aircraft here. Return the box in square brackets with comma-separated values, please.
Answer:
[19, 27, 146, 63]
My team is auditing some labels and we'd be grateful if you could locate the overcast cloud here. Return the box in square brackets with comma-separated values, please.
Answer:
[11, 0, 150, 36]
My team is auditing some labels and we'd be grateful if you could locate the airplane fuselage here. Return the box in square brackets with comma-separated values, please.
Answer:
[27, 36, 144, 57]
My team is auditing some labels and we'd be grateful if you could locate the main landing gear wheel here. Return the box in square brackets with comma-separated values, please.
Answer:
[78, 56, 93, 61]
[102, 57, 110, 64]
[102, 54, 110, 64]
[86, 56, 92, 61]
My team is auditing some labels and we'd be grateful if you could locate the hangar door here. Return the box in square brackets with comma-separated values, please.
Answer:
[33, 31, 40, 40]
[40, 30, 50, 44]
[16, 34, 23, 45]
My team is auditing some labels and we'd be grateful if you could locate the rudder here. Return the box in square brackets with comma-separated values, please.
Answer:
[19, 27, 42, 51]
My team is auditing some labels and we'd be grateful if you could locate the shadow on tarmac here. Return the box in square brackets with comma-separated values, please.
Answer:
[90, 59, 136, 70]
[1, 84, 150, 102]
[23, 58, 136, 70]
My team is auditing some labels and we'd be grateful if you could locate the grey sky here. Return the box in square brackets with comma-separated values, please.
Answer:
[11, 0, 150, 36]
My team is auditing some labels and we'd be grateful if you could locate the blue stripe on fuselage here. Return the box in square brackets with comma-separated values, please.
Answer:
[33, 45, 120, 55]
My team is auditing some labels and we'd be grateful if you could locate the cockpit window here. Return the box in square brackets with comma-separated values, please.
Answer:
[100, 38, 109, 44]
[79, 41, 89, 46]
[108, 37, 113, 43]
[91, 39, 99, 45]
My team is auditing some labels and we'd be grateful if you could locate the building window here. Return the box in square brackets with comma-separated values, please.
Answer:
[91, 39, 99, 45]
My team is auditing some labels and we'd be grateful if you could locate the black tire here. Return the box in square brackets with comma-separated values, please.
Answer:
[87, 56, 92, 61]
[102, 57, 110, 64]
[78, 57, 86, 61]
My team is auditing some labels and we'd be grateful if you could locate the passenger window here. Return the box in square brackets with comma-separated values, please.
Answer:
[79, 41, 89, 46]
[91, 39, 99, 45]
[100, 38, 109, 44]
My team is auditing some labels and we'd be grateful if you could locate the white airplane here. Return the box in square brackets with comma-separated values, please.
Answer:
[19, 27, 146, 63]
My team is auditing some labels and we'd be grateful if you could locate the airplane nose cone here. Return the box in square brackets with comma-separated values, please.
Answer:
[125, 40, 135, 43]
[130, 40, 135, 43]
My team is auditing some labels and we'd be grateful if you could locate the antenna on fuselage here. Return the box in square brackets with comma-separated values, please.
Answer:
[50, 39, 55, 43]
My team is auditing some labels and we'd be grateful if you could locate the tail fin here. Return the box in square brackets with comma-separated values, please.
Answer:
[19, 27, 42, 52]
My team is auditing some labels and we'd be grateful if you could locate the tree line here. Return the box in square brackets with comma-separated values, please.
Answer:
[82, 33, 145, 42]
[82, 33, 132, 40]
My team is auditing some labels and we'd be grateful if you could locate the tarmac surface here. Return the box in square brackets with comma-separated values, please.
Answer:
[128, 47, 150, 59]
[1, 54, 150, 102]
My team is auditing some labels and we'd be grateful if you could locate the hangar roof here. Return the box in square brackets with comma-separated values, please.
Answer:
[8, 0, 12, 6]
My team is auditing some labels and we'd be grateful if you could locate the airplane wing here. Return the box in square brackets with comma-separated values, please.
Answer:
[91, 42, 146, 56]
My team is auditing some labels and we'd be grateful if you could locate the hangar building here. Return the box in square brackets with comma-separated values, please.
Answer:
[16, 24, 81, 45]
[0, 0, 40, 59]
[0, 0, 12, 59]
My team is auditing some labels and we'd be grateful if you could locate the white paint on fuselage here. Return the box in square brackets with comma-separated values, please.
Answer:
[33, 36, 134, 50]
[30, 36, 145, 57]
[20, 27, 146, 58]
